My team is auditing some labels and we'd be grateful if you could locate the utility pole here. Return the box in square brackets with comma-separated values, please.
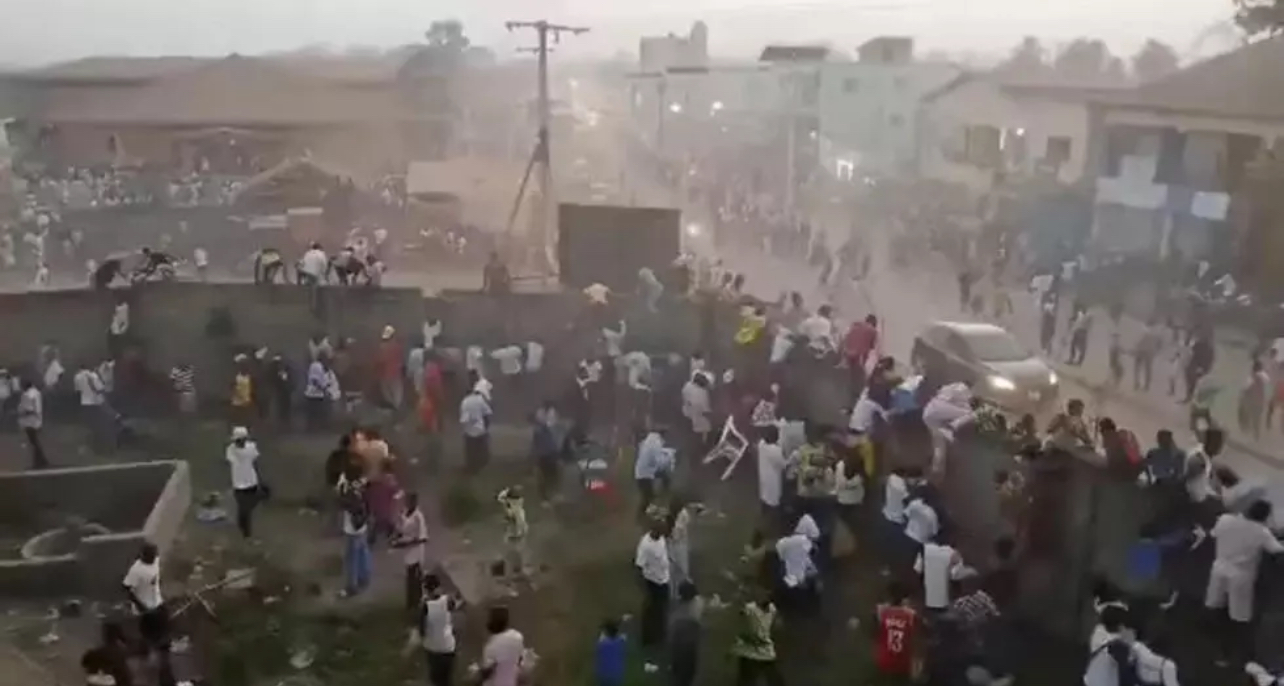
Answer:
[505, 20, 588, 276]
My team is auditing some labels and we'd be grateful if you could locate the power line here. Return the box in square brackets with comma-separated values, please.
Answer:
[504, 20, 589, 275]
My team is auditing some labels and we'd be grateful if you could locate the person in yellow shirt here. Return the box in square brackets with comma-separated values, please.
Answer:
[229, 354, 254, 427]
[498, 486, 529, 582]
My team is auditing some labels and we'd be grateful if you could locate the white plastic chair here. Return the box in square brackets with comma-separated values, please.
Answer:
[703, 414, 749, 481]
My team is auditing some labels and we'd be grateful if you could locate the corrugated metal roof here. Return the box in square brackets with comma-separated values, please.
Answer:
[1093, 36, 1284, 121]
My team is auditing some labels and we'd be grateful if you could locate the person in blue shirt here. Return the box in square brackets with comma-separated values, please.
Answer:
[595, 618, 627, 686]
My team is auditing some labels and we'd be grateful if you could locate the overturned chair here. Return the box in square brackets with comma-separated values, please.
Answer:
[703, 415, 749, 481]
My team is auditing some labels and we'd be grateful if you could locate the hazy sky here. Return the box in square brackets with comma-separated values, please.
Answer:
[0, 0, 1235, 66]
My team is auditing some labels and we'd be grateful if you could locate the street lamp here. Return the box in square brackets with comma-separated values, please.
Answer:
[669, 102, 683, 114]
[710, 100, 724, 114]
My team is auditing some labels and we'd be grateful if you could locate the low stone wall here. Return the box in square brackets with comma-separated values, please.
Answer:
[0, 461, 191, 598]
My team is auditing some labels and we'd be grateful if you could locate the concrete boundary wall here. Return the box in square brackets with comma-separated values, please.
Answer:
[0, 283, 704, 399]
[0, 461, 191, 598]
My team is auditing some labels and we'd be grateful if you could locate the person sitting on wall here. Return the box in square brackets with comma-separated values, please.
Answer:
[133, 247, 177, 282]
[329, 247, 366, 286]
[252, 247, 287, 284]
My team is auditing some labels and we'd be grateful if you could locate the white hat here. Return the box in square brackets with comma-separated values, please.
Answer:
[230, 426, 249, 440]
[382, 325, 395, 339]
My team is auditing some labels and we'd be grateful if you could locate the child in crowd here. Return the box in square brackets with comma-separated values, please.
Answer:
[595, 618, 627, 686]
[498, 486, 529, 583]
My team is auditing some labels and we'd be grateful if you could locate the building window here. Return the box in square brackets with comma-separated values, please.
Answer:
[843, 77, 860, 94]
[888, 114, 905, 128]
[1045, 136, 1072, 166]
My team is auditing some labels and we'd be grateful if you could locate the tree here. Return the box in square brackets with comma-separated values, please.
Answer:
[997, 36, 1047, 74]
[1052, 38, 1115, 77]
[1233, 0, 1284, 36]
[426, 19, 471, 54]
[1131, 39, 1181, 82]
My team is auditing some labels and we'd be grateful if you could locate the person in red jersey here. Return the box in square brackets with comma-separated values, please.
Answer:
[874, 582, 919, 681]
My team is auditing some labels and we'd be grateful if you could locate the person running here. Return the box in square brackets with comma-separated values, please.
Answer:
[873, 582, 919, 683]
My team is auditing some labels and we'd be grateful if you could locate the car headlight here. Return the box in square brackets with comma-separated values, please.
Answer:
[1048, 371, 1058, 385]
[988, 375, 1016, 391]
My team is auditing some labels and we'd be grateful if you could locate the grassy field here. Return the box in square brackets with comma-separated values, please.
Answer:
[2, 415, 1091, 686]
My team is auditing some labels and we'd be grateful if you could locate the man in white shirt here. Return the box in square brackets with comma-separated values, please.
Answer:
[776, 515, 818, 604]
[848, 389, 887, 435]
[903, 492, 940, 545]
[635, 521, 671, 654]
[757, 425, 787, 519]
[394, 492, 429, 611]
[798, 304, 836, 354]
[74, 364, 112, 452]
[491, 345, 524, 378]
[480, 607, 525, 686]
[296, 242, 329, 285]
[914, 538, 969, 611]
[459, 385, 493, 473]
[123, 542, 167, 647]
[415, 573, 460, 685]
[1205, 501, 1283, 640]
[17, 380, 48, 469]
[226, 426, 261, 539]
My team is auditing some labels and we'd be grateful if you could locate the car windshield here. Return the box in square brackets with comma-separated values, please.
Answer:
[962, 330, 1028, 362]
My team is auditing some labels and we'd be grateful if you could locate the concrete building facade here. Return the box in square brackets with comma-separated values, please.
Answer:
[917, 76, 1110, 193]
[1083, 37, 1284, 270]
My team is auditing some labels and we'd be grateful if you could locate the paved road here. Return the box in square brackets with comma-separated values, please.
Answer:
[715, 235, 1284, 519]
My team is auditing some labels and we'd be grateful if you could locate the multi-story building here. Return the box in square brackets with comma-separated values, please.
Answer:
[817, 37, 960, 177]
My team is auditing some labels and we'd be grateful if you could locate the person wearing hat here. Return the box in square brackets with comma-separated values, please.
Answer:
[378, 325, 404, 411]
[226, 426, 261, 539]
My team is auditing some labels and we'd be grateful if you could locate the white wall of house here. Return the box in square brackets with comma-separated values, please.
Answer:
[918, 79, 1094, 193]
[1089, 107, 1284, 257]
[817, 61, 960, 175]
